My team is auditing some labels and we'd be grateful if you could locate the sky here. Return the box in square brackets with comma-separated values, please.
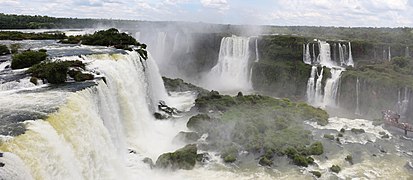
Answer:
[0, 0, 413, 27]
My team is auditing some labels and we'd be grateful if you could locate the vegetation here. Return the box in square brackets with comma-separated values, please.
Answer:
[27, 60, 90, 84]
[188, 90, 328, 167]
[310, 171, 322, 178]
[330, 165, 341, 173]
[323, 134, 335, 140]
[345, 155, 353, 165]
[155, 144, 198, 170]
[60, 28, 148, 59]
[0, 44, 10, 55]
[162, 77, 209, 97]
[0, 31, 66, 40]
[10, 44, 21, 54]
[11, 50, 47, 69]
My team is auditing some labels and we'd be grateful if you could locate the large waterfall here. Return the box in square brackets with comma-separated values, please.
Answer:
[204, 35, 252, 92]
[322, 68, 343, 107]
[0, 52, 188, 179]
[303, 43, 311, 64]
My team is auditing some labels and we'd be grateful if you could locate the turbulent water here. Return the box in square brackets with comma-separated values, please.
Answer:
[204, 35, 253, 92]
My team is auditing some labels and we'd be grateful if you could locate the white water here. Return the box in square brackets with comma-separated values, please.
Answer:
[204, 35, 252, 92]
[312, 44, 316, 63]
[322, 68, 344, 107]
[144, 54, 170, 111]
[306, 66, 317, 103]
[317, 41, 335, 68]
[314, 67, 324, 105]
[406, 46, 410, 58]
[347, 42, 354, 67]
[255, 38, 259, 62]
[303, 43, 311, 64]
[355, 77, 361, 115]
[388, 46, 392, 61]
[397, 87, 410, 118]
[338, 43, 345, 66]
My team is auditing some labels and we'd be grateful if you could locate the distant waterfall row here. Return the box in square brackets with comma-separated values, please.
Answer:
[304, 40, 346, 108]
[303, 41, 354, 67]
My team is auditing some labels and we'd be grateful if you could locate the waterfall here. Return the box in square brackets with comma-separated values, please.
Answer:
[397, 87, 410, 118]
[317, 41, 334, 68]
[347, 42, 354, 67]
[143, 54, 170, 111]
[388, 47, 391, 61]
[355, 77, 361, 115]
[255, 38, 259, 62]
[338, 43, 345, 66]
[154, 32, 167, 65]
[314, 67, 324, 105]
[0, 52, 185, 179]
[406, 47, 410, 58]
[306, 66, 317, 103]
[322, 68, 343, 107]
[303, 43, 311, 64]
[173, 33, 180, 53]
[205, 35, 252, 92]
[312, 44, 316, 63]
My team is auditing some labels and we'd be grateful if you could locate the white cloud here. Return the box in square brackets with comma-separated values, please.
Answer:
[200, 0, 229, 11]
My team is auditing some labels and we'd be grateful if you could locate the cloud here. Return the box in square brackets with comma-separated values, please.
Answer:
[200, 0, 229, 11]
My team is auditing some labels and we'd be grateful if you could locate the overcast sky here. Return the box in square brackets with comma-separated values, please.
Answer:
[1, 0, 412, 27]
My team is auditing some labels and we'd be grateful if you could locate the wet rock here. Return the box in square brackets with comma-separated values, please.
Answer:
[330, 165, 341, 173]
[186, 114, 212, 131]
[323, 134, 334, 140]
[259, 157, 272, 167]
[345, 155, 353, 165]
[128, 149, 136, 154]
[154, 112, 169, 120]
[143, 157, 154, 169]
[310, 171, 321, 178]
[340, 128, 346, 133]
[158, 101, 179, 116]
[223, 154, 236, 163]
[0, 153, 3, 157]
[237, 91, 243, 97]
[196, 153, 210, 163]
[351, 128, 365, 134]
[0, 162, 4, 167]
[29, 77, 38, 85]
[155, 144, 197, 170]
[174, 131, 200, 143]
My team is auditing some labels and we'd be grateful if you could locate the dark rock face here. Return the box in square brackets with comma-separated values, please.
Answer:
[155, 144, 197, 170]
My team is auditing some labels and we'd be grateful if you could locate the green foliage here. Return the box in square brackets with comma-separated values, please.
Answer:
[155, 144, 197, 170]
[330, 165, 341, 173]
[351, 128, 365, 134]
[11, 50, 47, 69]
[186, 114, 212, 131]
[27, 60, 86, 84]
[0, 31, 66, 40]
[392, 56, 410, 68]
[0, 44, 10, 55]
[310, 171, 322, 178]
[323, 134, 335, 140]
[307, 142, 323, 155]
[259, 157, 272, 166]
[345, 155, 353, 165]
[162, 77, 209, 97]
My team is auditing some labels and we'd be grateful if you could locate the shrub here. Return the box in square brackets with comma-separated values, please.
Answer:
[0, 44, 10, 55]
[310, 171, 322, 178]
[10, 43, 20, 54]
[27, 60, 86, 84]
[330, 165, 341, 173]
[11, 50, 47, 69]
[307, 142, 323, 155]
[323, 134, 334, 140]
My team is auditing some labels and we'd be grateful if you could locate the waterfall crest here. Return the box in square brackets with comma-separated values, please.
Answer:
[204, 35, 252, 92]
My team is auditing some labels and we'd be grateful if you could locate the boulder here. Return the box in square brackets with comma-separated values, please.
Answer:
[186, 114, 212, 131]
[155, 144, 197, 170]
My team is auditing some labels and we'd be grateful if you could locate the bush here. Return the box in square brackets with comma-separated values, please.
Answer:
[10, 43, 20, 54]
[11, 50, 47, 69]
[27, 60, 86, 84]
[155, 144, 197, 170]
[0, 44, 10, 55]
[307, 142, 323, 155]
[223, 155, 236, 163]
[392, 56, 409, 68]
[330, 165, 341, 173]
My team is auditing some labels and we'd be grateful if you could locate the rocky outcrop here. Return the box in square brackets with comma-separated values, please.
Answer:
[155, 144, 198, 170]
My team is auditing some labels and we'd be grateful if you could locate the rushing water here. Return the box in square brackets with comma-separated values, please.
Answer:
[204, 35, 253, 92]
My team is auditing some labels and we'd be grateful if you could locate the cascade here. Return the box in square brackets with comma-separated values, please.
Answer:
[322, 68, 343, 107]
[347, 42, 354, 67]
[355, 77, 361, 115]
[338, 43, 345, 66]
[388, 47, 392, 61]
[317, 41, 335, 68]
[314, 67, 324, 105]
[406, 47, 410, 58]
[143, 54, 170, 111]
[205, 35, 252, 92]
[397, 87, 410, 118]
[0, 52, 184, 179]
[154, 32, 167, 65]
[312, 44, 316, 63]
[303, 43, 311, 64]
[173, 33, 180, 53]
[255, 38, 259, 62]
[306, 66, 317, 103]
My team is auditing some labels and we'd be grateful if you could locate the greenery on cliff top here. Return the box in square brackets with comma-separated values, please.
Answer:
[11, 50, 47, 69]
[0, 31, 66, 40]
[343, 56, 413, 88]
[189, 90, 328, 167]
